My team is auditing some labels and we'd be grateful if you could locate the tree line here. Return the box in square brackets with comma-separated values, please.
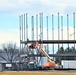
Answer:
[55, 46, 76, 63]
[0, 43, 76, 64]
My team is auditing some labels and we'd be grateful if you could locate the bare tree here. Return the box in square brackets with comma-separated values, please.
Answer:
[0, 43, 19, 63]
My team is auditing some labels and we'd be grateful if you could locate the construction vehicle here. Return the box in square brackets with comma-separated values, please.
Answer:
[29, 41, 56, 69]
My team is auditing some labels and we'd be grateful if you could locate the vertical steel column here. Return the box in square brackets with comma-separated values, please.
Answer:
[20, 15, 23, 70]
[31, 16, 34, 41]
[26, 13, 29, 63]
[24, 14, 25, 42]
[26, 13, 28, 41]
[73, 13, 75, 52]
[67, 14, 69, 54]
[39, 13, 41, 40]
[19, 16, 21, 71]
[39, 13, 43, 41]
[52, 14, 54, 60]
[46, 16, 49, 54]
[58, 13, 60, 65]
[19, 16, 21, 52]
[31, 16, 34, 58]
[58, 13, 60, 41]
[41, 13, 44, 66]
[36, 14, 38, 40]
[41, 13, 43, 46]
[36, 14, 39, 66]
[40, 13, 44, 65]
[61, 16, 63, 48]
[39, 13, 42, 66]
[21, 15, 23, 49]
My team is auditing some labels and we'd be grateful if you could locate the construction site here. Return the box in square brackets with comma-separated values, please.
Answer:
[1, 13, 76, 75]
[14, 13, 76, 74]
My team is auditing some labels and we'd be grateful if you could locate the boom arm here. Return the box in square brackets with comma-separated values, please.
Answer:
[29, 41, 54, 63]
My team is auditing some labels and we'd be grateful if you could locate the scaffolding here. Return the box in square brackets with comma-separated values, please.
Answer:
[19, 13, 76, 67]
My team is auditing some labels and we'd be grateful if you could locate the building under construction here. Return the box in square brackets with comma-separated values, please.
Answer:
[19, 13, 76, 69]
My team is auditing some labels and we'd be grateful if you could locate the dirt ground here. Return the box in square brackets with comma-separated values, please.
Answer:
[0, 70, 76, 75]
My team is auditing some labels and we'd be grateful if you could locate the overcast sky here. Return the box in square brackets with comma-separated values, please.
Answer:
[0, 0, 76, 48]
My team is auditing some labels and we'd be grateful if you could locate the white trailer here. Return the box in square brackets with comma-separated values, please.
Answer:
[61, 60, 76, 69]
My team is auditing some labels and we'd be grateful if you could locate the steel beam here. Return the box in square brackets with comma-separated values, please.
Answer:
[20, 40, 76, 44]
[27, 54, 76, 57]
